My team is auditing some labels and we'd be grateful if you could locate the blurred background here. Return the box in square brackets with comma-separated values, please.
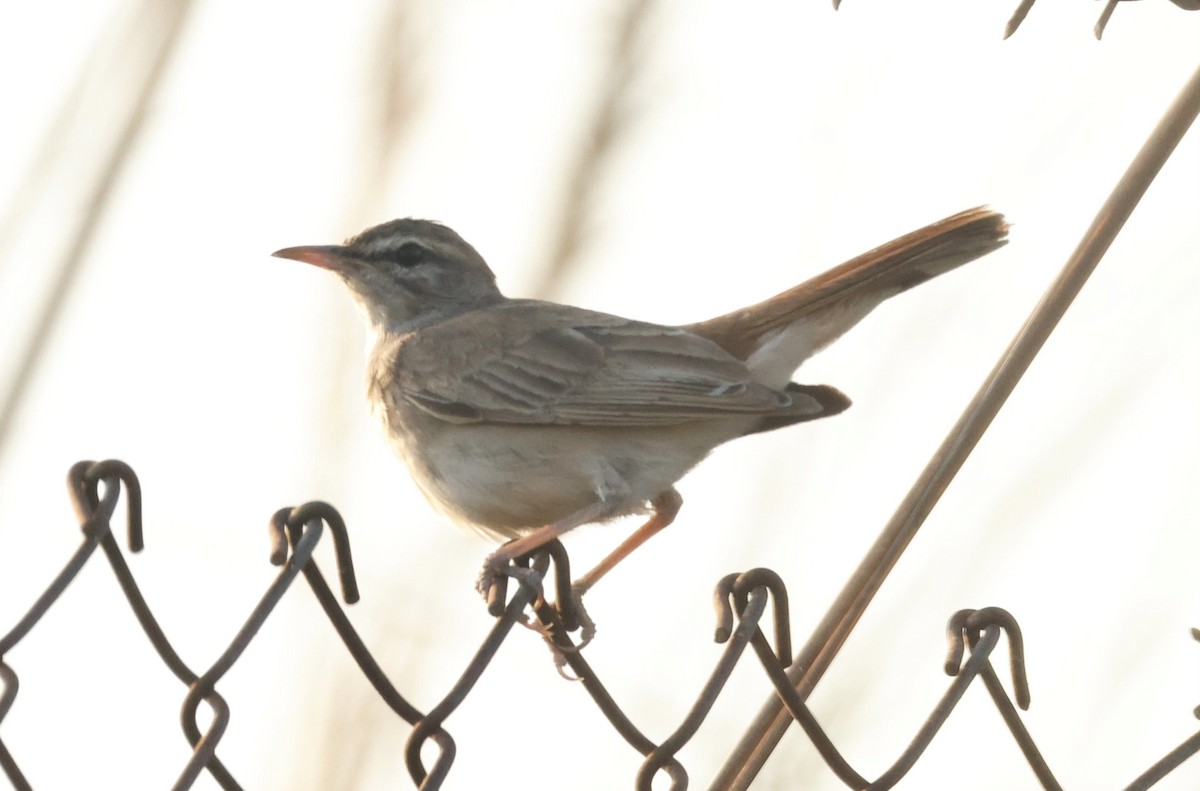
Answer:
[1, 1, 1198, 788]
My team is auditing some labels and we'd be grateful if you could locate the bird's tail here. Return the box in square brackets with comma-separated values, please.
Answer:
[686, 207, 1009, 386]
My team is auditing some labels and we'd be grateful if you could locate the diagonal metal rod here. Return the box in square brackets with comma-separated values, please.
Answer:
[712, 61, 1200, 790]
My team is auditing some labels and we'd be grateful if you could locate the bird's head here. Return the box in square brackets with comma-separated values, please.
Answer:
[273, 218, 503, 334]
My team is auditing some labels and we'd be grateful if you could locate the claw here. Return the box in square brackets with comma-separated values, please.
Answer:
[476, 545, 601, 678]
[548, 638, 583, 681]
[474, 555, 499, 597]
[568, 583, 597, 649]
[477, 549, 546, 612]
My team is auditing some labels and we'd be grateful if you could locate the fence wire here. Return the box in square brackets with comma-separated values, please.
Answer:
[1, 461, 1199, 790]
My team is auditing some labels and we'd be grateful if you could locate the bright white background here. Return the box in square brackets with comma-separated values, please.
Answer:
[0, 1, 1198, 789]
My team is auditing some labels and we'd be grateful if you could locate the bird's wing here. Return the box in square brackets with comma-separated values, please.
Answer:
[384, 302, 840, 427]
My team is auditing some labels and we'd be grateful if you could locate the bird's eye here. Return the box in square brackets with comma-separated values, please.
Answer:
[391, 241, 427, 267]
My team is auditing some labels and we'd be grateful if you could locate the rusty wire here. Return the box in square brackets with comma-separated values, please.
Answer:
[2, 460, 1200, 789]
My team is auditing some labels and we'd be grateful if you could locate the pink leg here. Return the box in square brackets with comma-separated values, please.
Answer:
[574, 488, 683, 594]
[478, 488, 684, 655]
[476, 498, 614, 598]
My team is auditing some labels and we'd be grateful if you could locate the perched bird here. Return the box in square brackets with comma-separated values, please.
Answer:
[274, 207, 1008, 635]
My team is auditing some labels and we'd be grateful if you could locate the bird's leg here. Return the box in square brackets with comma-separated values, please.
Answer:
[476, 498, 614, 603]
[574, 488, 683, 595]
[563, 488, 684, 648]
[478, 486, 682, 653]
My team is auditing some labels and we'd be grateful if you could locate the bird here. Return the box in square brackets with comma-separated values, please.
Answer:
[273, 207, 1008, 638]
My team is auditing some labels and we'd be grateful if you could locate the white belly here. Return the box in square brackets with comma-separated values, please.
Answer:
[391, 420, 739, 539]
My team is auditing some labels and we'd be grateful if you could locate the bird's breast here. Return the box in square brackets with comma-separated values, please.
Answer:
[375, 404, 739, 540]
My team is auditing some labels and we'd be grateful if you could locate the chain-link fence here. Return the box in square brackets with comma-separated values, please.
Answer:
[2, 456, 1199, 790]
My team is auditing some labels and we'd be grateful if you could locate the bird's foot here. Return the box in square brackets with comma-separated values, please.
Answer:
[564, 582, 597, 650]
[538, 586, 596, 680]
[545, 635, 583, 681]
[476, 548, 546, 612]
[475, 546, 601, 679]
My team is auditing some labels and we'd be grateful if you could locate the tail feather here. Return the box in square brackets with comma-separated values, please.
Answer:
[686, 207, 1009, 368]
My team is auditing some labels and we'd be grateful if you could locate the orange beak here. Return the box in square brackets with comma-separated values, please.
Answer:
[271, 245, 355, 271]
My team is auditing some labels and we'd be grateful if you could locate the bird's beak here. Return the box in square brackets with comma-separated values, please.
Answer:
[271, 244, 356, 272]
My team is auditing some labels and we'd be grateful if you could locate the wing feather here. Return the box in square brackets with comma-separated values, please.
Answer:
[387, 301, 826, 427]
